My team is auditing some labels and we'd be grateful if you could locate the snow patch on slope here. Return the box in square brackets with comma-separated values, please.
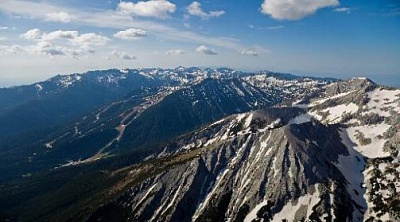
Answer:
[312, 103, 359, 124]
[245, 184, 321, 222]
[337, 129, 367, 220]
[309, 90, 354, 107]
[288, 113, 312, 125]
[244, 199, 270, 222]
[346, 123, 391, 158]
[363, 88, 400, 117]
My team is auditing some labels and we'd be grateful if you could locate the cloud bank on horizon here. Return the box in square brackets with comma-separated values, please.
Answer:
[0, 0, 399, 86]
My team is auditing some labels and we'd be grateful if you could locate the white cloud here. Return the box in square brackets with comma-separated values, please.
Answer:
[21, 29, 109, 47]
[117, 0, 176, 19]
[31, 41, 66, 56]
[196, 45, 217, 55]
[71, 33, 109, 49]
[114, 28, 147, 40]
[45, 11, 73, 23]
[0, 44, 23, 55]
[248, 24, 284, 30]
[334, 7, 351, 13]
[0, 36, 7, 41]
[261, 0, 339, 20]
[27, 41, 90, 58]
[0, 26, 9, 30]
[20, 28, 43, 40]
[0, 0, 255, 53]
[19, 29, 109, 58]
[240, 50, 258, 56]
[166, 49, 185, 55]
[187, 2, 225, 20]
[112, 50, 137, 60]
[265, 25, 284, 30]
[42, 30, 78, 41]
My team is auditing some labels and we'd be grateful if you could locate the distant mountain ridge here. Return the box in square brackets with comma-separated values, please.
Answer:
[0, 67, 333, 137]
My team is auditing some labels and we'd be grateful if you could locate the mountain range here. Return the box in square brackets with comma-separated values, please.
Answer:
[0, 67, 398, 222]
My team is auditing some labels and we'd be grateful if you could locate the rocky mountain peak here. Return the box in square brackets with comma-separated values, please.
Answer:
[326, 77, 377, 96]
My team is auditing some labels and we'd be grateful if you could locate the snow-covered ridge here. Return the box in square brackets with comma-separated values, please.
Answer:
[24, 67, 337, 98]
[50, 73, 82, 88]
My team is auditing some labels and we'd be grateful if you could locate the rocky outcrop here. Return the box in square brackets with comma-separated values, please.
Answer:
[325, 77, 377, 96]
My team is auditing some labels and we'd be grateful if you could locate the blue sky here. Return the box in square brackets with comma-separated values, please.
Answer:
[0, 0, 399, 87]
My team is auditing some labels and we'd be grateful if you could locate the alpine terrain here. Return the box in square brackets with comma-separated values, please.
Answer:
[0, 68, 398, 222]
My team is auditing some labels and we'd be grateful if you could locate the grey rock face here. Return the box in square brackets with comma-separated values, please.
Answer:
[325, 77, 376, 96]
[88, 108, 359, 222]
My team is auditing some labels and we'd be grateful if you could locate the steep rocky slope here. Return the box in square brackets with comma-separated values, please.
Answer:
[85, 108, 356, 222]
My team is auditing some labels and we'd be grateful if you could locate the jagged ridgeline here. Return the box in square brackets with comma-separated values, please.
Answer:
[0, 68, 399, 222]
